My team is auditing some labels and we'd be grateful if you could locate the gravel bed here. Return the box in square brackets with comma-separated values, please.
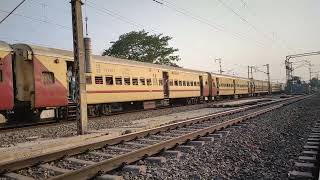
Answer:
[16, 166, 56, 179]
[53, 159, 86, 170]
[0, 103, 218, 148]
[121, 95, 319, 180]
[73, 153, 109, 162]
[146, 135, 172, 140]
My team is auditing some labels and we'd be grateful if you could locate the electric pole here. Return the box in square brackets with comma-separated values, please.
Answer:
[71, 0, 88, 135]
[215, 58, 223, 74]
[247, 66, 250, 79]
[308, 62, 312, 83]
[265, 64, 271, 95]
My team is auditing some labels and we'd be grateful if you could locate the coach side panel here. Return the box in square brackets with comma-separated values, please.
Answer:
[0, 49, 14, 110]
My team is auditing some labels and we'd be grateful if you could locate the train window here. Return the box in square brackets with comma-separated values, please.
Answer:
[169, 80, 173, 86]
[174, 80, 178, 86]
[95, 76, 103, 84]
[183, 81, 186, 86]
[105, 76, 113, 85]
[132, 78, 138, 85]
[205, 81, 208, 85]
[159, 79, 163, 86]
[147, 78, 152, 86]
[115, 77, 122, 85]
[197, 82, 200, 86]
[190, 81, 193, 86]
[86, 75, 92, 84]
[140, 78, 146, 85]
[179, 81, 182, 86]
[42, 72, 55, 85]
[187, 81, 190, 86]
[0, 70, 2, 82]
[124, 77, 131, 85]
[194, 81, 197, 86]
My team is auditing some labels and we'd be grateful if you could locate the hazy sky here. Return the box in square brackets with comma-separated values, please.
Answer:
[1, 0, 320, 82]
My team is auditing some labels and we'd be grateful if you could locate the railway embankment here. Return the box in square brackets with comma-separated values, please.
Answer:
[118, 95, 319, 180]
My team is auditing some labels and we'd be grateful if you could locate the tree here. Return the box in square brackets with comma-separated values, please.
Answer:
[102, 30, 180, 67]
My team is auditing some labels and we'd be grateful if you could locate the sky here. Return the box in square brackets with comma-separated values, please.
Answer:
[1, 0, 320, 83]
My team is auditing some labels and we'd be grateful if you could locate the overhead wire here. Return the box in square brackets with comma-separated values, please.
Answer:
[0, 9, 72, 30]
[152, 0, 267, 48]
[86, 0, 159, 34]
[236, 0, 296, 53]
[216, 0, 274, 44]
[0, 0, 26, 24]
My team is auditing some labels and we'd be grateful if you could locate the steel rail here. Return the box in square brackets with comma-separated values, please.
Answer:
[51, 103, 287, 180]
[51, 95, 308, 180]
[0, 97, 304, 178]
[0, 97, 256, 132]
[0, 98, 285, 172]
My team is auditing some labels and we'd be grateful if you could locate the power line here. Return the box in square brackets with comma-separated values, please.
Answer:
[216, 0, 274, 44]
[152, 0, 267, 48]
[0, 9, 71, 30]
[237, 0, 296, 53]
[86, 0, 159, 34]
[0, 0, 26, 24]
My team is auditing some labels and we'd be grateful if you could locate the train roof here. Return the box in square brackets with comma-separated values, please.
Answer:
[210, 72, 250, 81]
[13, 43, 208, 75]
[13, 43, 74, 59]
[0, 41, 12, 52]
[10, 42, 276, 82]
[93, 55, 208, 75]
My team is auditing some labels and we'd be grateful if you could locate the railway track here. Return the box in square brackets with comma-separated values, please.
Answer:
[0, 96, 268, 133]
[0, 95, 309, 180]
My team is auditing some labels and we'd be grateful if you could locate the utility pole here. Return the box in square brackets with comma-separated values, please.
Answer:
[265, 64, 271, 94]
[71, 0, 88, 135]
[250, 66, 253, 79]
[215, 58, 223, 74]
[247, 66, 250, 79]
[308, 62, 312, 83]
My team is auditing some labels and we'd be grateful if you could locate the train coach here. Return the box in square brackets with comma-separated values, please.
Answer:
[85, 55, 211, 116]
[0, 41, 284, 121]
[252, 79, 269, 95]
[0, 41, 14, 117]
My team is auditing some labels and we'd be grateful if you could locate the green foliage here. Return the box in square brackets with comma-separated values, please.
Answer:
[102, 30, 180, 67]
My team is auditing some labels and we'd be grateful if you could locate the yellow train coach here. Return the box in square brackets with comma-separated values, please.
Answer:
[235, 77, 250, 96]
[5, 41, 278, 119]
[253, 80, 269, 95]
[215, 74, 235, 96]
[85, 55, 210, 115]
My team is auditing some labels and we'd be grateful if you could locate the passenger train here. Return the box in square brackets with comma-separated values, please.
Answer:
[0, 41, 282, 121]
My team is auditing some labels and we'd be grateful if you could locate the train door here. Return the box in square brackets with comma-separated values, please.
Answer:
[162, 71, 169, 98]
[66, 61, 74, 99]
[207, 73, 212, 100]
[233, 79, 236, 94]
[216, 78, 220, 95]
[199, 76, 203, 97]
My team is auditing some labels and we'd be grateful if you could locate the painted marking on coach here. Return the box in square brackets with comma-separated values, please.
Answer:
[33, 57, 68, 108]
[86, 89, 200, 94]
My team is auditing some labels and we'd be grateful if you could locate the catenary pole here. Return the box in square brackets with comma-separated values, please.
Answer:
[71, 0, 88, 135]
